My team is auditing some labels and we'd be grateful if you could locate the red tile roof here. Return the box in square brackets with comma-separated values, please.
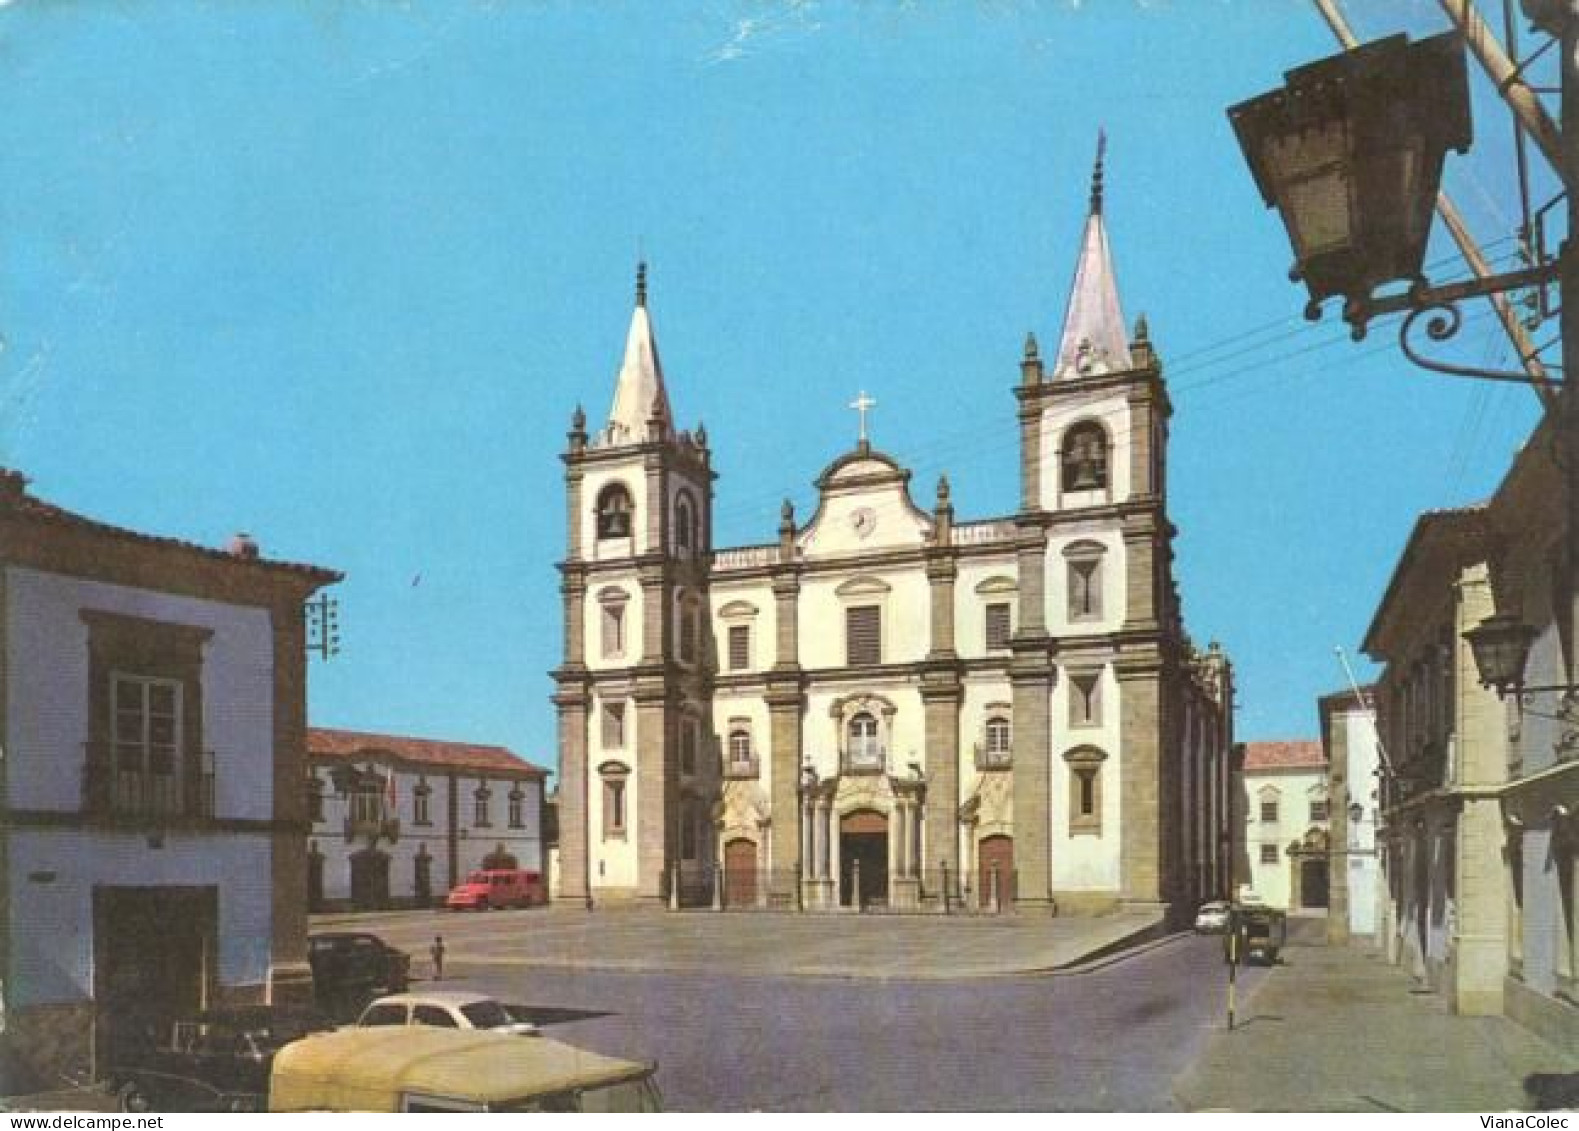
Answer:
[1, 467, 340, 583]
[309, 727, 547, 778]
[1240, 740, 1326, 771]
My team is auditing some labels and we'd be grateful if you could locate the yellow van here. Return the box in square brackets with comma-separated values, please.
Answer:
[268, 1027, 661, 1113]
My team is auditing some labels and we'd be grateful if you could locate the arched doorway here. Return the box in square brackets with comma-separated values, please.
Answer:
[350, 849, 390, 910]
[723, 838, 757, 908]
[979, 834, 1014, 909]
[840, 809, 888, 909]
[1300, 858, 1330, 908]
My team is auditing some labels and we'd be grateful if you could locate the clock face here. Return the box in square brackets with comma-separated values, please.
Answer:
[850, 507, 877, 538]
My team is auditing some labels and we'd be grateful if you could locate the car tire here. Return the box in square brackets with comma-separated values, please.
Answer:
[116, 1079, 153, 1113]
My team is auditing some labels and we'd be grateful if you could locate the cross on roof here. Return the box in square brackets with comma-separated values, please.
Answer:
[849, 390, 877, 446]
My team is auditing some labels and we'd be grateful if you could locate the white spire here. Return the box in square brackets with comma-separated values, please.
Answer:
[603, 262, 673, 445]
[1053, 132, 1133, 380]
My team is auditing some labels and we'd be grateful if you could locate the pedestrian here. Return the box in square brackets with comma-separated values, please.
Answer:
[431, 935, 445, 982]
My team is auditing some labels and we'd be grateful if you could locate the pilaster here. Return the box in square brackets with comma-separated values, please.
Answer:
[766, 679, 805, 887]
[920, 666, 962, 879]
[634, 678, 673, 902]
[1116, 649, 1166, 906]
[552, 676, 590, 905]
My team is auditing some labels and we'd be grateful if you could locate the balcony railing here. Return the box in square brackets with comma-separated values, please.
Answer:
[974, 743, 1013, 771]
[344, 815, 401, 844]
[839, 746, 887, 776]
[722, 755, 760, 780]
[82, 744, 215, 820]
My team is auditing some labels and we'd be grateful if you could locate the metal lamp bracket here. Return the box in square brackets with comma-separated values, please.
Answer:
[1337, 260, 1562, 384]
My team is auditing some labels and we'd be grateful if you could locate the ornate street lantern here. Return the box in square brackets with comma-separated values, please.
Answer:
[1228, 32, 1471, 329]
[1463, 612, 1539, 696]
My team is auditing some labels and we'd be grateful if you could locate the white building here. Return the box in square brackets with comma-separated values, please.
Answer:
[553, 146, 1236, 919]
[0, 469, 338, 1088]
[1236, 740, 1330, 912]
[1319, 686, 1381, 944]
[306, 728, 547, 910]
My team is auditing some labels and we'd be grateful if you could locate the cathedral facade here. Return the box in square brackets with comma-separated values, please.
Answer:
[553, 154, 1234, 918]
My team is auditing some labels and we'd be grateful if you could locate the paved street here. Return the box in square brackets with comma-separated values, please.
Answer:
[315, 907, 1265, 1110]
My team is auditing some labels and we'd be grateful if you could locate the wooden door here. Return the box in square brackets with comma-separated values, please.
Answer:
[723, 838, 757, 907]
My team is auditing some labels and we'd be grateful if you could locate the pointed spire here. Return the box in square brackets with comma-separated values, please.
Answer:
[1089, 130, 1106, 215]
[604, 262, 673, 445]
[1054, 131, 1132, 380]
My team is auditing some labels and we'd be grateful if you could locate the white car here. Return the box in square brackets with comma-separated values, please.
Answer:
[1194, 900, 1231, 934]
[355, 991, 539, 1037]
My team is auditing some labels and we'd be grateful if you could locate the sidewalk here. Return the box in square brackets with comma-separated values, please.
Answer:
[1174, 942, 1579, 1112]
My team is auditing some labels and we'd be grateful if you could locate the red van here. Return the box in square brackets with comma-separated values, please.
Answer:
[445, 869, 544, 911]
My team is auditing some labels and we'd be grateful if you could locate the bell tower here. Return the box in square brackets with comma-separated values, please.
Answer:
[555, 264, 717, 905]
[1013, 135, 1178, 910]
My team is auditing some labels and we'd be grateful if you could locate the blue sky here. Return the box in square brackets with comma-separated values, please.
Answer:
[0, 1, 1553, 769]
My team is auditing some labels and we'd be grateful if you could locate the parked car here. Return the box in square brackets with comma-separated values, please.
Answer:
[107, 1006, 333, 1112]
[445, 868, 545, 911]
[1194, 900, 1231, 934]
[271, 1027, 661, 1112]
[356, 990, 540, 1036]
[308, 932, 411, 1012]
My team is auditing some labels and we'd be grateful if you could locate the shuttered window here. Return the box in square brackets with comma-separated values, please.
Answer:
[984, 603, 1012, 651]
[846, 605, 882, 666]
[728, 624, 751, 671]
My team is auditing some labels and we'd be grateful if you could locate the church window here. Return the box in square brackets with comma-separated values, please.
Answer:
[595, 484, 634, 539]
[1065, 746, 1106, 835]
[600, 764, 629, 840]
[413, 779, 432, 826]
[846, 712, 882, 771]
[675, 491, 696, 552]
[1061, 421, 1109, 492]
[473, 781, 492, 828]
[984, 603, 1012, 651]
[727, 727, 754, 775]
[1261, 797, 1279, 823]
[1260, 844, 1279, 865]
[1064, 542, 1106, 623]
[598, 588, 629, 658]
[680, 717, 699, 777]
[678, 599, 701, 665]
[846, 605, 882, 666]
[1309, 798, 1329, 823]
[508, 786, 525, 829]
[728, 624, 751, 671]
[982, 715, 1012, 768]
[602, 701, 627, 749]
[1069, 670, 1102, 727]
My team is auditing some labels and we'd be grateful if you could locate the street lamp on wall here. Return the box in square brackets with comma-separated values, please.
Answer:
[1464, 612, 1542, 698]
[1229, 31, 1558, 380]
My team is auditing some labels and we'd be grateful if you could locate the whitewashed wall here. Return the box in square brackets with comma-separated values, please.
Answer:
[6, 566, 276, 816]
[9, 829, 272, 1009]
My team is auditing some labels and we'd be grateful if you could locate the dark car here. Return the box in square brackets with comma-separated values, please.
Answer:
[107, 1006, 333, 1112]
[308, 932, 411, 1015]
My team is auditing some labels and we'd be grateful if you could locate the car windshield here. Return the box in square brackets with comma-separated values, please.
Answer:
[465, 872, 488, 885]
[458, 1000, 511, 1029]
